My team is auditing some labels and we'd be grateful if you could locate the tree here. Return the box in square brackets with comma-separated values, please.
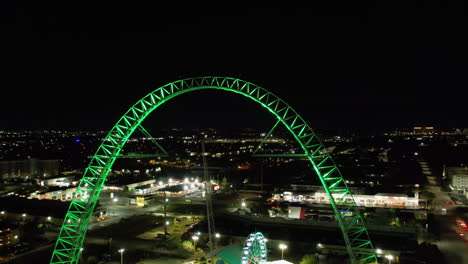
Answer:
[415, 242, 445, 264]
[221, 176, 229, 188]
[87, 256, 98, 264]
[182, 240, 194, 252]
[300, 254, 318, 264]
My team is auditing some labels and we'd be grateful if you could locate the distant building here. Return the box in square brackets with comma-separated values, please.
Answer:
[413, 126, 436, 135]
[451, 174, 468, 191]
[0, 158, 60, 180]
[447, 166, 468, 193]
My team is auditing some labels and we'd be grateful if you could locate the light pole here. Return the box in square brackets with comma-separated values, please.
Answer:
[79, 248, 83, 264]
[112, 197, 118, 216]
[215, 233, 220, 249]
[385, 254, 394, 264]
[164, 191, 168, 239]
[108, 237, 112, 257]
[279, 244, 287, 260]
[118, 248, 124, 264]
[192, 235, 199, 257]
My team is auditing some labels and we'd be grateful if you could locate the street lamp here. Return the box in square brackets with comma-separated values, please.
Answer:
[112, 198, 118, 216]
[79, 248, 83, 264]
[215, 233, 220, 249]
[192, 235, 199, 257]
[385, 254, 394, 264]
[118, 248, 124, 264]
[279, 244, 287, 259]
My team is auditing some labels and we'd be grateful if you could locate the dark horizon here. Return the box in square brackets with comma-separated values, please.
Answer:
[1, 4, 467, 130]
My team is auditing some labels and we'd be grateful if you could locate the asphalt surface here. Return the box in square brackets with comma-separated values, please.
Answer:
[419, 160, 468, 264]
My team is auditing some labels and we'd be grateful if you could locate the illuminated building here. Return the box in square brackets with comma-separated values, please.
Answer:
[451, 174, 468, 191]
[0, 223, 19, 248]
[273, 191, 421, 208]
[413, 126, 436, 135]
[29, 187, 77, 201]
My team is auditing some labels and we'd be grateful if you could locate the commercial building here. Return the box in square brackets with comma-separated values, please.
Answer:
[273, 191, 421, 208]
[35, 176, 74, 187]
[29, 187, 77, 201]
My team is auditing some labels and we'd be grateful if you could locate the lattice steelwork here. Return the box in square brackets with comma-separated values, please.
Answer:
[241, 232, 268, 264]
[50, 77, 378, 264]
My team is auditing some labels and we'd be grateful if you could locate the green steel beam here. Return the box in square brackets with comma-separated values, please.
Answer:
[252, 119, 281, 155]
[137, 125, 169, 157]
[50, 77, 378, 264]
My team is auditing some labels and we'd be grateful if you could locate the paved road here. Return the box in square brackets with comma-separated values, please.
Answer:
[419, 160, 468, 264]
[88, 203, 163, 230]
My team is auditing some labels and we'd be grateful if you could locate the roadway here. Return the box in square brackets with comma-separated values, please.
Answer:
[418, 159, 468, 264]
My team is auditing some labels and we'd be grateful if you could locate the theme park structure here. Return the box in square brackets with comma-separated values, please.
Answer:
[241, 232, 268, 264]
[50, 76, 378, 264]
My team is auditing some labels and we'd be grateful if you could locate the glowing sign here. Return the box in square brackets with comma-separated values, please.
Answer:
[136, 197, 145, 207]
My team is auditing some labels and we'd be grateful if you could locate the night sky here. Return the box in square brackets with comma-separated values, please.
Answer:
[1, 3, 467, 131]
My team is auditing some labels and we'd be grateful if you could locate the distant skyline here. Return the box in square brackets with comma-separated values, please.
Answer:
[1, 4, 467, 130]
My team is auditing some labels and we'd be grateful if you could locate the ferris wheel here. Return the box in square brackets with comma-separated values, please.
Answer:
[241, 232, 268, 264]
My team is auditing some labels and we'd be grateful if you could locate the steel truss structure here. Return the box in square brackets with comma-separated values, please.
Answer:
[50, 76, 378, 264]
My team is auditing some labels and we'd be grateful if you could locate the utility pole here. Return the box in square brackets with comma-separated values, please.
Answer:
[202, 141, 215, 253]
[108, 237, 112, 257]
[260, 161, 264, 192]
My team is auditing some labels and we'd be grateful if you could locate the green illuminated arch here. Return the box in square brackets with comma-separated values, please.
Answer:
[51, 77, 378, 264]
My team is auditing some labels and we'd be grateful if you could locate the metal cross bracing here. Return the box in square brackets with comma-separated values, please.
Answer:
[50, 76, 378, 264]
